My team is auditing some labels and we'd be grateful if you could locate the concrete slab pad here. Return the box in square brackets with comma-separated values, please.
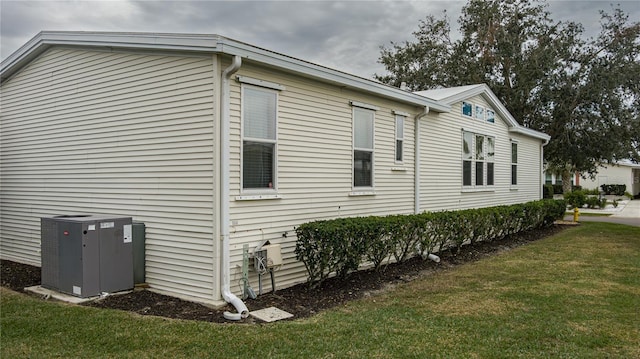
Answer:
[24, 286, 133, 304]
[25, 285, 99, 304]
[250, 306, 294, 322]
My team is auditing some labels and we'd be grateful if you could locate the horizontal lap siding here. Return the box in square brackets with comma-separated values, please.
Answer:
[580, 165, 634, 191]
[0, 48, 217, 302]
[227, 64, 418, 293]
[420, 94, 542, 211]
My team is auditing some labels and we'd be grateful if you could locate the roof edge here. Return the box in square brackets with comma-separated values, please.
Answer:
[417, 84, 550, 142]
[509, 126, 551, 142]
[1, 31, 448, 111]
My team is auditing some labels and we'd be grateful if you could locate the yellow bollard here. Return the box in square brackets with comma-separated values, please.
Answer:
[573, 207, 580, 222]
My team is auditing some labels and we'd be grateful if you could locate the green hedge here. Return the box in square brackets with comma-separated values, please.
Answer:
[295, 199, 566, 285]
[600, 184, 626, 196]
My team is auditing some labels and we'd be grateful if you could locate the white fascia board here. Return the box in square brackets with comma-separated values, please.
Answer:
[419, 84, 486, 105]
[1, 31, 223, 81]
[213, 38, 450, 112]
[509, 126, 551, 142]
[2, 31, 450, 113]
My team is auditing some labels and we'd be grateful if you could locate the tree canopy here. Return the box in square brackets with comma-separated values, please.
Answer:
[377, 0, 640, 191]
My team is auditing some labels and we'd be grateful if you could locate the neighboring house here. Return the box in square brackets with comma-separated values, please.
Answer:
[544, 170, 576, 188]
[0, 32, 550, 308]
[543, 161, 640, 196]
[578, 161, 640, 195]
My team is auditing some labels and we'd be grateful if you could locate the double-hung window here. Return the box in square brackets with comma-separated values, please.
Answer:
[487, 137, 495, 185]
[475, 134, 485, 185]
[395, 115, 404, 162]
[353, 107, 375, 188]
[462, 132, 473, 186]
[511, 142, 518, 186]
[242, 86, 277, 190]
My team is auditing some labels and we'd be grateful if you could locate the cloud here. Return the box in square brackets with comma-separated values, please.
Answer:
[2, 0, 638, 79]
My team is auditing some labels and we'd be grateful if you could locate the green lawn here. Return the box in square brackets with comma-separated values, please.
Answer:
[2, 222, 639, 358]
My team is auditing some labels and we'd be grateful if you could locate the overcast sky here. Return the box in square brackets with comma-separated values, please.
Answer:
[1, 1, 639, 79]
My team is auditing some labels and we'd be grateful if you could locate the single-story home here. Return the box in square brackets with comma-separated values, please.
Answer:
[544, 161, 640, 196]
[577, 161, 640, 195]
[0, 32, 550, 312]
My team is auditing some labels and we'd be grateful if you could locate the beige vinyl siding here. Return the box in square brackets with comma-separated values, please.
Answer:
[579, 164, 635, 192]
[419, 94, 542, 211]
[226, 62, 418, 293]
[0, 48, 218, 303]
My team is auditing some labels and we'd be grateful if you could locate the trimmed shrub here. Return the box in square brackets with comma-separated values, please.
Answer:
[564, 190, 587, 208]
[583, 188, 600, 195]
[295, 199, 566, 286]
[585, 196, 600, 209]
[600, 184, 626, 196]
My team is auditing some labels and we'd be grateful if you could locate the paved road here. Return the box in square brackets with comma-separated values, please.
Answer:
[563, 199, 640, 227]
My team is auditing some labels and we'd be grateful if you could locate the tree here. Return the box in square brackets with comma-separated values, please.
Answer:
[377, 0, 640, 193]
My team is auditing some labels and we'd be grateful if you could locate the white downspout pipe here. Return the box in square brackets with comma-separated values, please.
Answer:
[540, 137, 549, 199]
[220, 55, 249, 320]
[414, 106, 429, 214]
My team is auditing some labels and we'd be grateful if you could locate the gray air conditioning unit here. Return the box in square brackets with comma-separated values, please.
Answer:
[41, 214, 133, 298]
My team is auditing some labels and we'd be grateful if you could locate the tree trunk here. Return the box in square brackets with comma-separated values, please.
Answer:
[562, 171, 573, 194]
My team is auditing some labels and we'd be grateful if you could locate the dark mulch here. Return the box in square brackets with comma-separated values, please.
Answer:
[1, 224, 568, 323]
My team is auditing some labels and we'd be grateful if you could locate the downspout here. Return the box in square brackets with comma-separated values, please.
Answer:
[220, 55, 249, 320]
[414, 106, 429, 214]
[540, 137, 549, 199]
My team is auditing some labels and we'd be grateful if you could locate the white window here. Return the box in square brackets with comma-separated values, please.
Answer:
[475, 105, 485, 121]
[486, 109, 495, 123]
[511, 142, 518, 186]
[487, 137, 495, 185]
[395, 115, 404, 163]
[475, 134, 485, 185]
[462, 131, 473, 186]
[462, 131, 495, 188]
[462, 101, 473, 117]
[545, 172, 553, 185]
[353, 107, 375, 188]
[242, 86, 277, 190]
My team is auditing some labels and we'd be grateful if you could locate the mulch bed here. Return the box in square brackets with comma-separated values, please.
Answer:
[1, 224, 568, 323]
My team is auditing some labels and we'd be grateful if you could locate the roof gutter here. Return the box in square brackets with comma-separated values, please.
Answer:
[2, 32, 449, 112]
[220, 55, 249, 321]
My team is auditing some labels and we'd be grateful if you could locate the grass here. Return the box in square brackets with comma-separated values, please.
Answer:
[2, 222, 639, 358]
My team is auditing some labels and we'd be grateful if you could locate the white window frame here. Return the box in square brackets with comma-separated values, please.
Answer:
[462, 101, 473, 117]
[475, 105, 485, 121]
[462, 131, 473, 187]
[240, 84, 279, 193]
[487, 137, 495, 186]
[352, 105, 375, 190]
[395, 114, 405, 163]
[511, 141, 518, 187]
[486, 109, 495, 123]
[462, 130, 495, 191]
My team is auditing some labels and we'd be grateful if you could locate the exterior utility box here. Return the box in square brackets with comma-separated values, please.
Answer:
[41, 214, 133, 297]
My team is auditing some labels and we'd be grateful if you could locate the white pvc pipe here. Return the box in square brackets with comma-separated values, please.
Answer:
[427, 253, 440, 263]
[220, 55, 249, 320]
